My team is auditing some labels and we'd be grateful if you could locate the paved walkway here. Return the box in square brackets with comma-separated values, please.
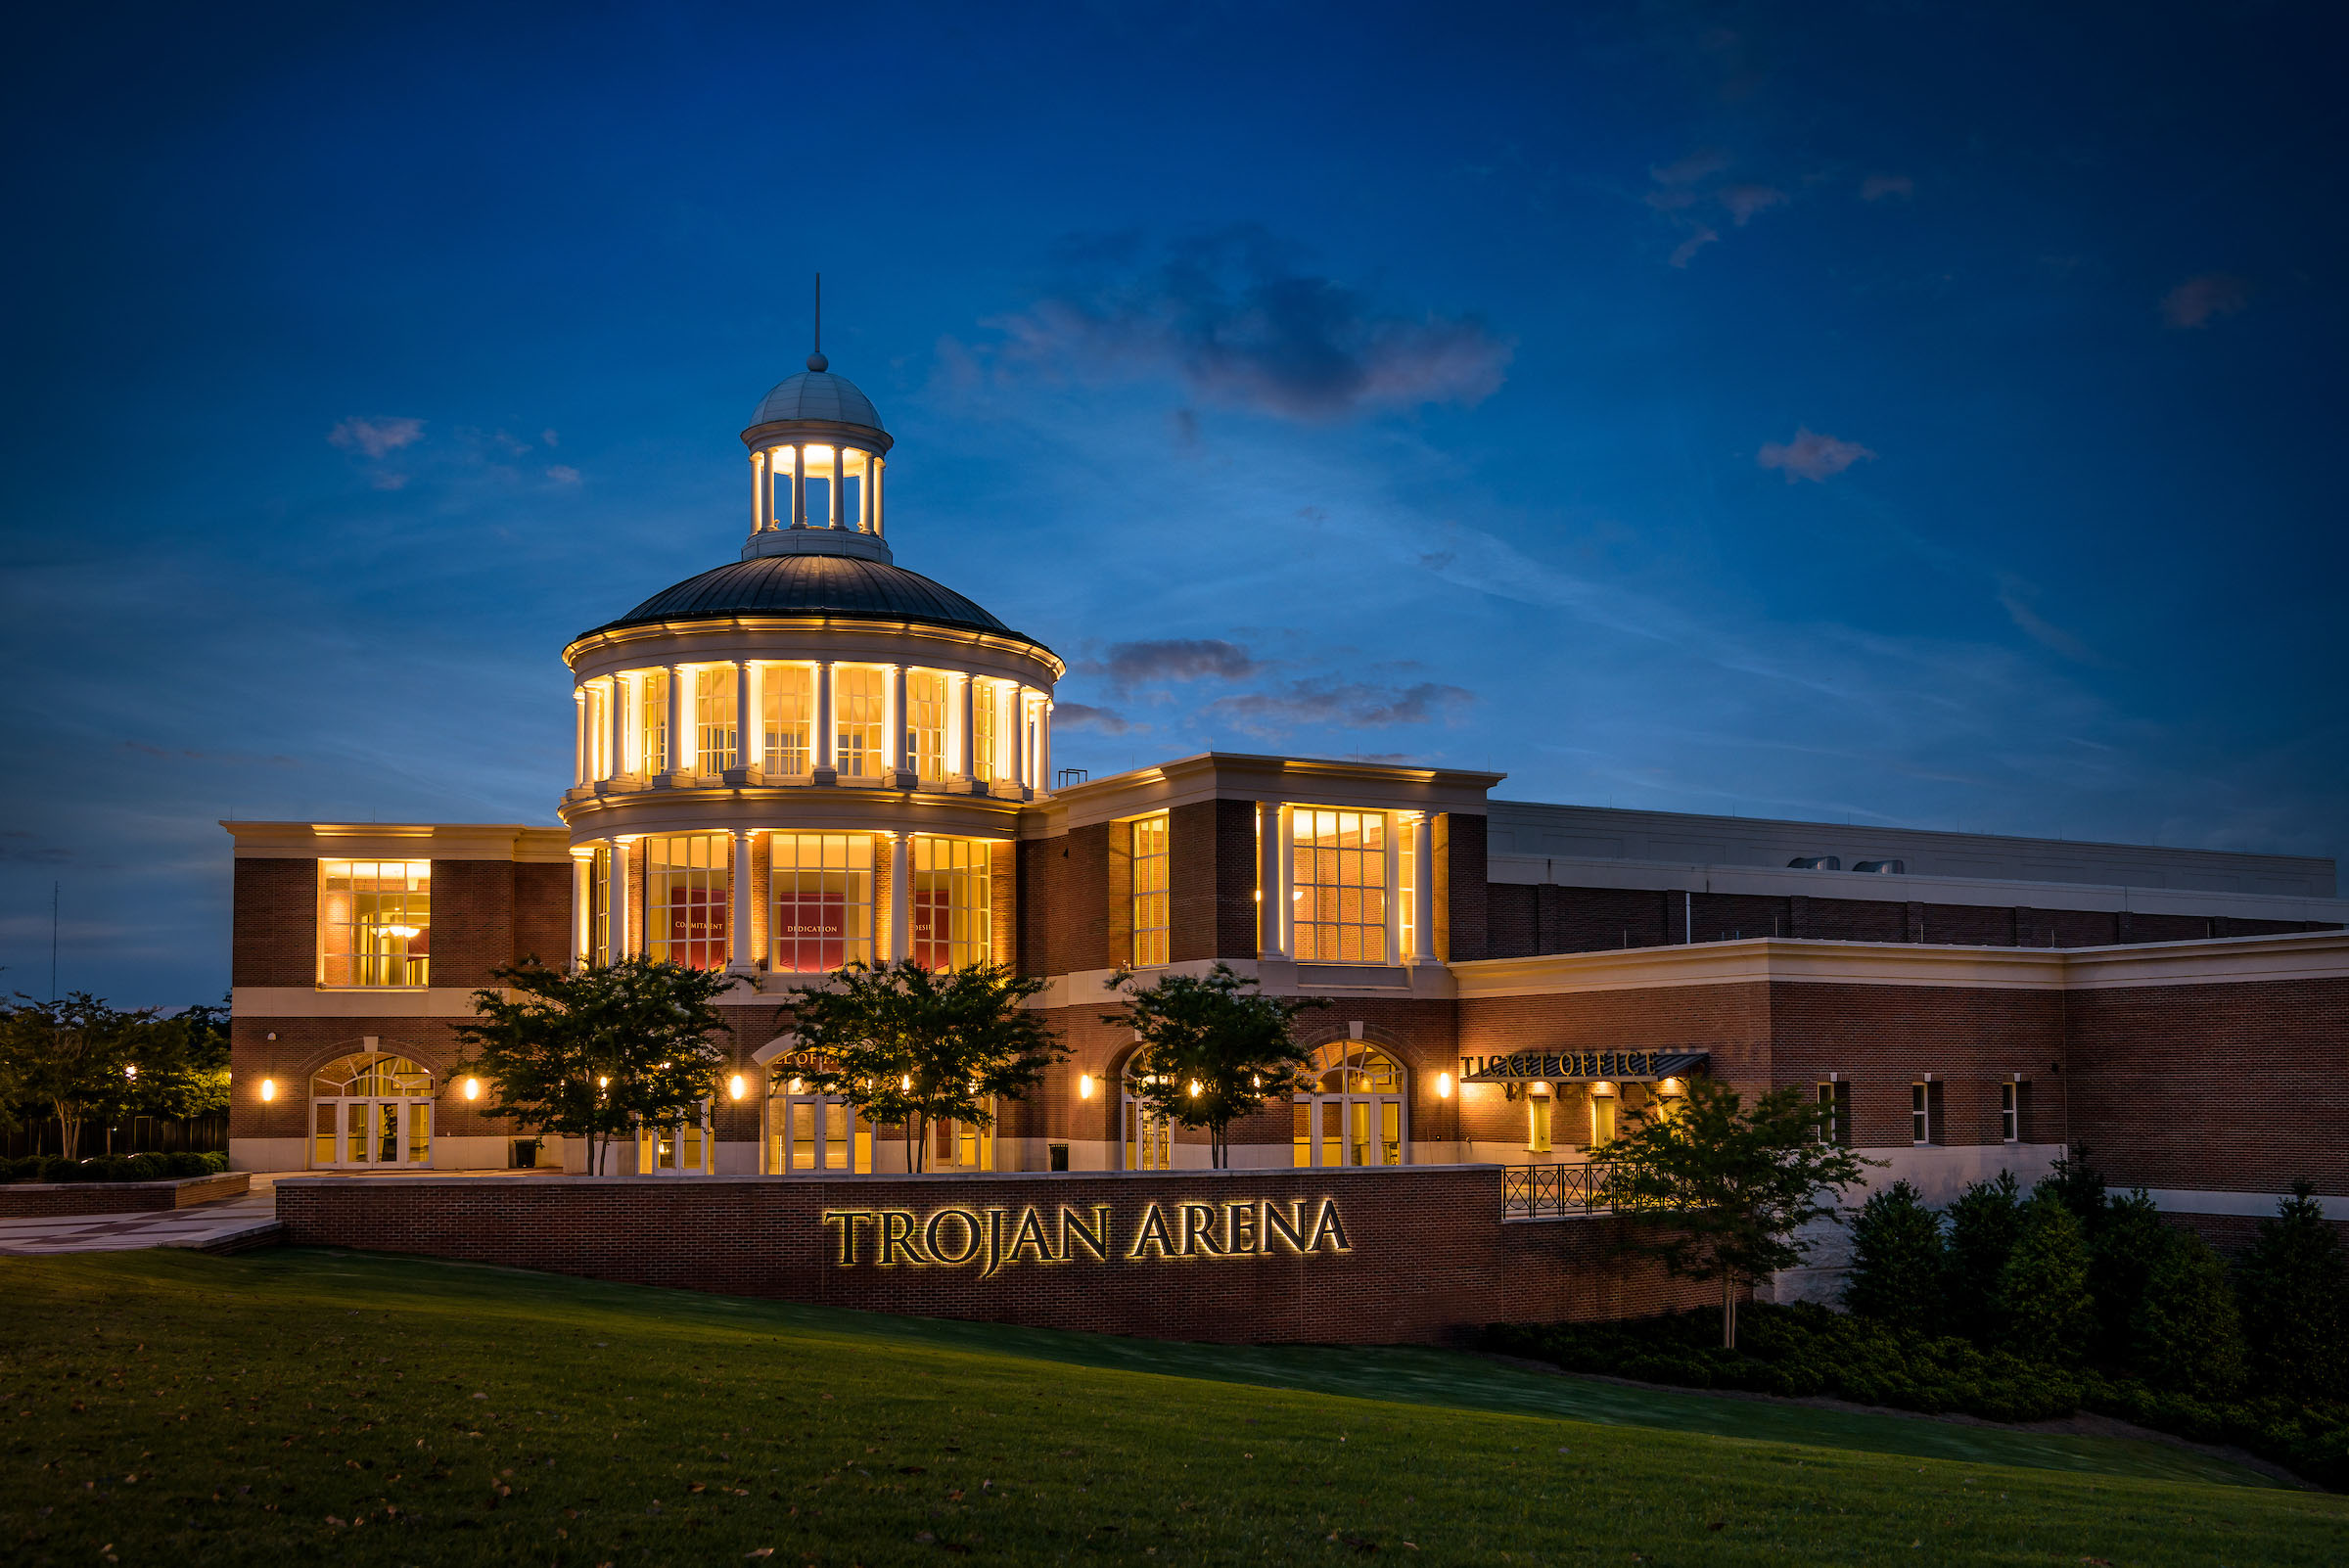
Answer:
[0, 1176, 287, 1256]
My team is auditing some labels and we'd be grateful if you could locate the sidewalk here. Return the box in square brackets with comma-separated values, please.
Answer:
[0, 1175, 286, 1255]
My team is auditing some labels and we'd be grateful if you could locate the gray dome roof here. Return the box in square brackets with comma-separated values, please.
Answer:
[748, 370, 884, 433]
[587, 553, 1042, 645]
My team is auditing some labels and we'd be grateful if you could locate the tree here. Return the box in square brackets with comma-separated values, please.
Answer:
[2087, 1188, 2172, 1365]
[1943, 1171, 2024, 1342]
[1589, 1077, 1872, 1350]
[2235, 1180, 2349, 1401]
[2131, 1230, 2246, 1400]
[1, 992, 151, 1160]
[448, 958, 734, 1176]
[1842, 1179, 1947, 1333]
[792, 960, 1062, 1173]
[1100, 963, 1326, 1169]
[2041, 1146, 2109, 1239]
[2000, 1191, 2095, 1366]
[127, 997, 232, 1124]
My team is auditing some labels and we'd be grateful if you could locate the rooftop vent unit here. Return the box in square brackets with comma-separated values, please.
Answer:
[1854, 859, 1907, 875]
[1787, 855, 1841, 871]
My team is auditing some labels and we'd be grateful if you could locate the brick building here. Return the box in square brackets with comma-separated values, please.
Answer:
[227, 347, 2349, 1248]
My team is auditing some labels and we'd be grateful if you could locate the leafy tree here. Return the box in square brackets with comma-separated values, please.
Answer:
[1590, 1077, 1872, 1350]
[2235, 1180, 2349, 1401]
[127, 997, 232, 1123]
[792, 960, 1062, 1173]
[1943, 1171, 2024, 1342]
[1842, 1179, 1947, 1333]
[2087, 1188, 2172, 1365]
[1100, 963, 1326, 1169]
[2041, 1146, 2109, 1238]
[2000, 1192, 2095, 1366]
[448, 958, 734, 1176]
[2131, 1230, 2246, 1400]
[1, 992, 152, 1159]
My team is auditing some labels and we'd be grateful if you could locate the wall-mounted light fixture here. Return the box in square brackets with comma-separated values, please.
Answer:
[1187, 1080, 1202, 1097]
[463, 1077, 481, 1101]
[1437, 1072, 1453, 1099]
[124, 1064, 138, 1081]
[258, 1079, 277, 1102]
[728, 1074, 747, 1100]
[1078, 1074, 1094, 1099]
[900, 1074, 912, 1092]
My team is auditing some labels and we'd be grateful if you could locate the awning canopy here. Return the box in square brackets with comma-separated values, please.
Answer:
[1460, 1049, 1709, 1084]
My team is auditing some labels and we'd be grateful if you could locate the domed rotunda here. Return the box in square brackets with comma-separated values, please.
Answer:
[558, 346, 1060, 990]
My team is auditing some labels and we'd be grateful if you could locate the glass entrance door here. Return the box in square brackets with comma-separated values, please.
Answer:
[1291, 1042, 1405, 1167]
[767, 1091, 873, 1174]
[311, 1098, 432, 1168]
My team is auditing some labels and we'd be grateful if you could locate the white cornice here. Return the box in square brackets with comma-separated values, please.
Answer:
[231, 987, 508, 1018]
[1038, 752, 1502, 832]
[222, 823, 573, 863]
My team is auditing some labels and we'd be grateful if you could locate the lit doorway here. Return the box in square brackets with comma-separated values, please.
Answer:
[1292, 1042, 1405, 1167]
[309, 1053, 435, 1169]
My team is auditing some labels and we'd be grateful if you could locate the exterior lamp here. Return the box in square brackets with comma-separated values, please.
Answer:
[788, 1078, 804, 1094]
[900, 1074, 912, 1092]
[728, 1074, 747, 1100]
[259, 1079, 277, 1102]
[1188, 1080, 1202, 1097]
[597, 1076, 610, 1089]
[1437, 1072, 1453, 1099]
[463, 1077, 481, 1100]
[1251, 1074, 1262, 1088]
[124, 1064, 138, 1081]
[1078, 1074, 1094, 1099]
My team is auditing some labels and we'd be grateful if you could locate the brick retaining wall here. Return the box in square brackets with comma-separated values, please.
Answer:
[0, 1172, 250, 1218]
[275, 1166, 1712, 1344]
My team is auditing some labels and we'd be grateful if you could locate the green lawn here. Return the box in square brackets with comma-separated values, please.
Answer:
[1, 1249, 2339, 1566]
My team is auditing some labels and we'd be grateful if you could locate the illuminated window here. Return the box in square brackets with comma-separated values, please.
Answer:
[769, 833, 874, 973]
[1292, 809, 1388, 963]
[911, 837, 990, 970]
[1122, 1074, 1174, 1171]
[762, 663, 813, 777]
[769, 1077, 873, 1173]
[1398, 816, 1416, 959]
[589, 847, 611, 965]
[835, 666, 886, 777]
[639, 669, 669, 775]
[972, 681, 999, 783]
[1293, 1041, 1404, 1167]
[1589, 1083, 1618, 1147]
[1130, 812, 1170, 967]
[645, 834, 729, 971]
[933, 1110, 994, 1172]
[308, 1052, 433, 1169]
[696, 666, 738, 774]
[1527, 1086, 1552, 1154]
[587, 681, 611, 778]
[639, 1101, 712, 1176]
[319, 860, 431, 988]
[906, 669, 948, 778]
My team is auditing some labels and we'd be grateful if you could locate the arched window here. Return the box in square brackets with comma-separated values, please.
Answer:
[1293, 1042, 1405, 1167]
[309, 1051, 435, 1169]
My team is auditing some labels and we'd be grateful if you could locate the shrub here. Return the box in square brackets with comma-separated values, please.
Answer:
[2041, 1146, 2109, 1236]
[1943, 1171, 2023, 1341]
[2088, 1189, 2170, 1365]
[2000, 1192, 2093, 1366]
[2132, 1231, 2246, 1401]
[2236, 1180, 2349, 1403]
[1843, 1179, 1945, 1333]
[161, 1151, 209, 1177]
[200, 1150, 228, 1173]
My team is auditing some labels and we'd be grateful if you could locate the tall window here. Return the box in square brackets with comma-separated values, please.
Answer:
[587, 681, 611, 778]
[972, 681, 999, 783]
[2001, 1082, 2021, 1143]
[762, 664, 813, 776]
[1527, 1086, 1552, 1153]
[835, 666, 886, 777]
[590, 847, 611, 965]
[697, 666, 738, 773]
[770, 833, 874, 973]
[906, 669, 948, 778]
[1589, 1084, 1618, 1147]
[1816, 1081, 1851, 1146]
[911, 837, 990, 970]
[646, 834, 728, 970]
[639, 669, 669, 775]
[319, 860, 431, 987]
[1911, 1082, 1938, 1145]
[1292, 808, 1388, 963]
[1398, 816, 1416, 959]
[1130, 812, 1170, 967]
[1123, 1073, 1174, 1171]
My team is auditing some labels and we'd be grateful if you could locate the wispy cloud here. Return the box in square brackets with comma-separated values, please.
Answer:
[1996, 576, 2116, 669]
[1860, 173, 1914, 202]
[1646, 152, 1785, 264]
[546, 465, 581, 485]
[327, 416, 425, 459]
[1669, 228, 1721, 269]
[967, 226, 1512, 421]
[1718, 183, 1787, 225]
[1054, 702, 1128, 733]
[2161, 273, 2251, 329]
[1205, 677, 1474, 735]
[1086, 637, 1263, 695]
[1758, 428, 1875, 484]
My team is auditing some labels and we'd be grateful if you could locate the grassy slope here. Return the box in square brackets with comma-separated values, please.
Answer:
[0, 1250, 2336, 1568]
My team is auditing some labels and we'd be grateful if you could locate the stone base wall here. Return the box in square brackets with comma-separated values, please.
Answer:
[274, 1166, 1715, 1345]
[0, 1172, 250, 1217]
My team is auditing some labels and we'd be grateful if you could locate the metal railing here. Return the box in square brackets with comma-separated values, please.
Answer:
[1500, 1163, 1614, 1219]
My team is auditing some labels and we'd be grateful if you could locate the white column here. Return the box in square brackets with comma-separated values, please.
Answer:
[732, 660, 752, 775]
[957, 674, 976, 780]
[619, 674, 639, 776]
[751, 449, 767, 533]
[769, 447, 785, 530]
[814, 660, 835, 776]
[888, 831, 911, 963]
[610, 840, 632, 957]
[1259, 801, 1286, 960]
[729, 829, 755, 973]
[572, 690, 587, 786]
[1412, 812, 1437, 964]
[745, 662, 766, 771]
[571, 853, 592, 968]
[830, 444, 845, 528]
[1038, 700, 1053, 792]
[790, 445, 806, 528]
[859, 449, 875, 532]
[872, 456, 884, 536]
[888, 664, 907, 777]
[667, 665, 688, 777]
[1011, 687, 1030, 793]
[1383, 811, 1404, 966]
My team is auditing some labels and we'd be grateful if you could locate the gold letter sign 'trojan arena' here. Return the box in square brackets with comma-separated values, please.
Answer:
[822, 1198, 1352, 1279]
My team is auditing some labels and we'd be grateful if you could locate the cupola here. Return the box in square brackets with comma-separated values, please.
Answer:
[740, 279, 894, 564]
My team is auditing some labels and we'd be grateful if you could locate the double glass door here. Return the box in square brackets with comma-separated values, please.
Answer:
[312, 1098, 432, 1168]
[768, 1092, 873, 1174]
[1291, 1042, 1405, 1167]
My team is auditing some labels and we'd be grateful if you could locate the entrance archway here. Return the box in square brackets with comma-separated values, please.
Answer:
[309, 1052, 435, 1169]
[1293, 1042, 1405, 1167]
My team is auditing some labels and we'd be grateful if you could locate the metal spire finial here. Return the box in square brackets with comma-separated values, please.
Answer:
[806, 273, 827, 373]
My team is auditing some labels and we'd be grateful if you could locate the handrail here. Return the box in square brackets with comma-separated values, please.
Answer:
[1499, 1162, 1613, 1219]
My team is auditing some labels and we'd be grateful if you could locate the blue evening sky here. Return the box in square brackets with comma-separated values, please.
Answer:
[4, 2, 2342, 1005]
